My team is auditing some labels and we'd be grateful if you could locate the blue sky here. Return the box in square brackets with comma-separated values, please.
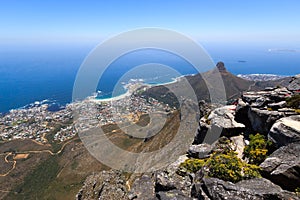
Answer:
[1, 0, 300, 44]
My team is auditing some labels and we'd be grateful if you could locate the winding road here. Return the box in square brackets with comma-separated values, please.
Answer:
[0, 138, 75, 177]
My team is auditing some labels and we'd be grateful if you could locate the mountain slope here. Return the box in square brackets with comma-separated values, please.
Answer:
[142, 62, 292, 106]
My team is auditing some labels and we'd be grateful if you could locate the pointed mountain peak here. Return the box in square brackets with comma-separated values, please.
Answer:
[216, 61, 227, 72]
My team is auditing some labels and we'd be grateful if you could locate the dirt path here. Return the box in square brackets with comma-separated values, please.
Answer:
[0, 153, 16, 177]
[0, 138, 75, 177]
[19, 138, 74, 156]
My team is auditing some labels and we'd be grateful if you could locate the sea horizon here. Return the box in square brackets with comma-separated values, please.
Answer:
[1, 42, 300, 113]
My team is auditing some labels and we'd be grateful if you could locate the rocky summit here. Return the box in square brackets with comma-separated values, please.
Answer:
[76, 74, 300, 199]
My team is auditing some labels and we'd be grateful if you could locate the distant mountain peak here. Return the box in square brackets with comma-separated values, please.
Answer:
[216, 61, 227, 72]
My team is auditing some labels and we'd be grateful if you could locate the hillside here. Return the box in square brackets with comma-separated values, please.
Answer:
[1, 110, 192, 200]
[141, 62, 291, 107]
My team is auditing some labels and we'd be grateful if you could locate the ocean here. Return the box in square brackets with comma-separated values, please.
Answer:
[1, 42, 300, 113]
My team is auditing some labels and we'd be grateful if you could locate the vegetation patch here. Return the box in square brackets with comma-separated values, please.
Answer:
[207, 151, 261, 182]
[178, 151, 261, 183]
[7, 156, 61, 200]
[286, 94, 300, 109]
[178, 136, 267, 183]
[178, 158, 206, 174]
[244, 133, 272, 165]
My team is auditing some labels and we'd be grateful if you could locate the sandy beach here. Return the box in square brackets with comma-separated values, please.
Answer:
[89, 78, 180, 103]
[89, 89, 132, 103]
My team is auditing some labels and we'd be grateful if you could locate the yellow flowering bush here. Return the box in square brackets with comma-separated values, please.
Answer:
[244, 133, 272, 164]
[178, 151, 261, 183]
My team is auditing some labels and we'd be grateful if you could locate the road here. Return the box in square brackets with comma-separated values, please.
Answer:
[0, 138, 75, 177]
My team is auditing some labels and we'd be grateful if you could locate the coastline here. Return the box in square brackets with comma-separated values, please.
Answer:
[89, 77, 181, 103]
[89, 89, 132, 103]
[3, 71, 290, 113]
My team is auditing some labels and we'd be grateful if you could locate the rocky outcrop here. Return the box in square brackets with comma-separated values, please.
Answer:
[288, 74, 300, 92]
[268, 115, 300, 147]
[235, 87, 298, 135]
[76, 171, 128, 200]
[242, 88, 293, 105]
[129, 174, 156, 200]
[199, 177, 299, 200]
[235, 99, 253, 133]
[193, 118, 210, 144]
[208, 105, 245, 132]
[187, 143, 212, 159]
[268, 101, 287, 110]
[154, 171, 192, 198]
[128, 155, 195, 200]
[260, 142, 300, 191]
[198, 100, 211, 119]
[194, 105, 245, 144]
[247, 107, 284, 135]
[216, 61, 227, 73]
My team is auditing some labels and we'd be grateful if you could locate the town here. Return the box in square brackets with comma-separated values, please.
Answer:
[0, 89, 173, 143]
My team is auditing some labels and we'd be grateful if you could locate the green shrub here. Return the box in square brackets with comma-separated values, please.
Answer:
[178, 158, 206, 174]
[207, 151, 261, 183]
[243, 163, 261, 179]
[286, 94, 300, 109]
[178, 151, 261, 183]
[207, 151, 243, 182]
[244, 133, 272, 165]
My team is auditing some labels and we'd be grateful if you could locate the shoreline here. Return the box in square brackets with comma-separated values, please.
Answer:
[90, 77, 180, 103]
[5, 71, 291, 113]
[89, 89, 132, 103]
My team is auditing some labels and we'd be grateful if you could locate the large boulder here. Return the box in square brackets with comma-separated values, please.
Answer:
[235, 99, 253, 134]
[187, 143, 212, 159]
[129, 174, 156, 200]
[247, 107, 284, 135]
[268, 101, 287, 110]
[208, 105, 245, 130]
[210, 105, 245, 135]
[260, 142, 300, 191]
[199, 177, 299, 200]
[194, 105, 245, 145]
[268, 115, 300, 147]
[251, 96, 271, 108]
[154, 170, 192, 198]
